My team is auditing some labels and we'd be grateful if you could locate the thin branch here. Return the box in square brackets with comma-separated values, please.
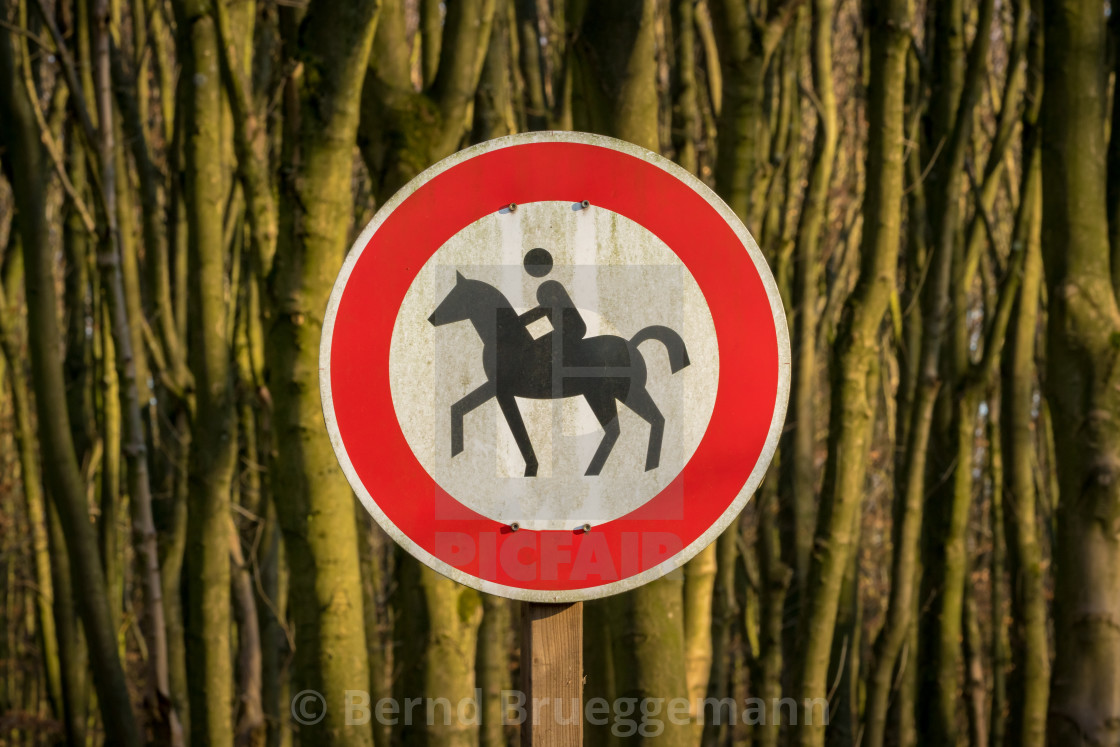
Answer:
[762, 0, 807, 60]
[214, 0, 278, 277]
[140, 317, 188, 401]
[30, 0, 99, 148]
[902, 135, 945, 197]
[972, 252, 1021, 386]
[14, 7, 97, 234]
[966, 162, 1000, 265]
[0, 18, 51, 51]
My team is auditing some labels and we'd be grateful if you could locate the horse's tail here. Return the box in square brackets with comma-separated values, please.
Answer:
[630, 326, 690, 373]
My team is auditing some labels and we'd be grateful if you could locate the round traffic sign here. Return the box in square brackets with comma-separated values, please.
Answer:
[321, 132, 789, 601]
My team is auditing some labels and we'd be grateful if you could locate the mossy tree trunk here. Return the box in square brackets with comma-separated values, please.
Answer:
[1040, 0, 1120, 743]
[423, 566, 483, 747]
[1001, 132, 1048, 747]
[790, 0, 910, 743]
[1001, 21, 1047, 741]
[472, 0, 517, 144]
[93, 0, 179, 736]
[0, 275, 64, 737]
[177, 0, 235, 742]
[777, 2, 835, 704]
[516, 0, 548, 130]
[0, 21, 142, 747]
[708, 0, 797, 230]
[360, 0, 496, 201]
[476, 595, 511, 747]
[268, 1, 380, 743]
[922, 0, 999, 738]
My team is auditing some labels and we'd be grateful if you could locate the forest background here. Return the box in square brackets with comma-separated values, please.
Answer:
[0, 0, 1118, 745]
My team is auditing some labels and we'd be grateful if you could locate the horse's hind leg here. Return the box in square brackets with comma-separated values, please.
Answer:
[497, 394, 538, 477]
[451, 381, 496, 456]
[625, 386, 665, 471]
[585, 395, 620, 476]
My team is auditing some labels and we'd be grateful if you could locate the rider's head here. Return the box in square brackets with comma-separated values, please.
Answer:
[524, 248, 553, 278]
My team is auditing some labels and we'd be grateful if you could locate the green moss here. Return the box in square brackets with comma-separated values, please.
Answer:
[457, 587, 482, 625]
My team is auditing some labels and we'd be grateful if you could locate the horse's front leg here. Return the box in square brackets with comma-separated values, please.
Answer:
[450, 381, 496, 456]
[496, 394, 538, 477]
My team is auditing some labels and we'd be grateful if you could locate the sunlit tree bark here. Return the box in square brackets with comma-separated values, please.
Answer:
[0, 271, 63, 737]
[791, 0, 909, 743]
[1002, 140, 1048, 747]
[360, 0, 496, 201]
[1040, 0, 1120, 742]
[708, 0, 798, 229]
[176, 0, 235, 741]
[0, 22, 141, 746]
[268, 1, 381, 743]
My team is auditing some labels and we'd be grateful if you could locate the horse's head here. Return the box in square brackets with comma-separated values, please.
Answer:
[428, 271, 479, 326]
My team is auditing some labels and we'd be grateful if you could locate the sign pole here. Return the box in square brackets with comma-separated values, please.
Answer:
[521, 602, 583, 746]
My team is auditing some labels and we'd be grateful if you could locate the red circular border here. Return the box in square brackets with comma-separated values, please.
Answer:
[328, 140, 779, 591]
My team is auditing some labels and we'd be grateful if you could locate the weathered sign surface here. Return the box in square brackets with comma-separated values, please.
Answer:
[321, 132, 790, 601]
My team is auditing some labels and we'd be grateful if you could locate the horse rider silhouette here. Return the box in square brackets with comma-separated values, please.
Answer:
[428, 249, 689, 477]
[517, 247, 589, 371]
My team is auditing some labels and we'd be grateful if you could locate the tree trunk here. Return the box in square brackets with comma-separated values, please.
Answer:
[97, 290, 123, 638]
[472, 0, 517, 143]
[781, 0, 837, 606]
[756, 475, 790, 747]
[93, 0, 178, 735]
[231, 519, 265, 747]
[1002, 38, 1048, 736]
[583, 598, 618, 747]
[570, 0, 660, 153]
[708, 0, 787, 229]
[1039, 1, 1120, 742]
[0, 22, 142, 747]
[179, 0, 235, 741]
[914, 0, 997, 737]
[989, 393, 1008, 747]
[516, 0, 547, 130]
[683, 544, 716, 742]
[963, 589, 989, 747]
[422, 566, 483, 747]
[360, 0, 496, 201]
[670, 0, 700, 174]
[791, 0, 909, 742]
[702, 527, 738, 747]
[0, 281, 64, 734]
[1002, 150, 1048, 747]
[268, 2, 381, 743]
[47, 501, 89, 747]
[358, 521, 392, 747]
[162, 410, 193, 745]
[477, 595, 511, 747]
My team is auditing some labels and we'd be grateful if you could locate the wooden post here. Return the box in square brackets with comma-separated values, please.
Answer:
[521, 602, 583, 745]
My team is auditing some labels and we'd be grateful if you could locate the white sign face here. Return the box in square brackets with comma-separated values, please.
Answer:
[389, 201, 720, 530]
[322, 132, 789, 601]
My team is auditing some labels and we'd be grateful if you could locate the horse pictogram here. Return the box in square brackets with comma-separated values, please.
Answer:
[428, 249, 690, 477]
